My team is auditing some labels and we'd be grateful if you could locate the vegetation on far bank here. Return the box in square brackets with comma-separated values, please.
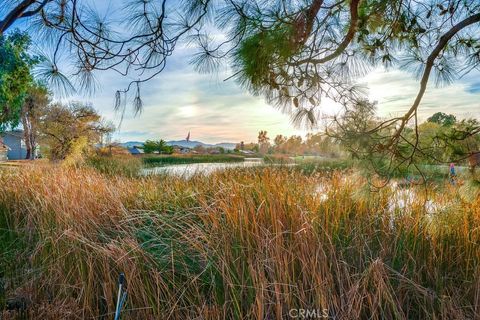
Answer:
[86, 155, 143, 178]
[142, 154, 246, 166]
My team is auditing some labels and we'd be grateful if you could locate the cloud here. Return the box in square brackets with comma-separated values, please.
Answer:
[362, 68, 480, 120]
[68, 48, 311, 143]
[66, 50, 480, 143]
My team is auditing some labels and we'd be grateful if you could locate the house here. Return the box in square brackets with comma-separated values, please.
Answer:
[127, 146, 144, 155]
[0, 130, 28, 160]
[208, 148, 221, 154]
[239, 150, 255, 155]
[172, 145, 191, 154]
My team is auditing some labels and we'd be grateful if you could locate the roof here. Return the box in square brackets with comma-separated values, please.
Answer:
[1, 130, 24, 139]
[172, 145, 191, 149]
[128, 146, 144, 154]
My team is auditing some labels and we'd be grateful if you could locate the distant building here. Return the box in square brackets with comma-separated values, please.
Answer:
[0, 130, 28, 160]
[208, 148, 221, 154]
[172, 145, 191, 154]
[239, 150, 255, 155]
[127, 146, 144, 155]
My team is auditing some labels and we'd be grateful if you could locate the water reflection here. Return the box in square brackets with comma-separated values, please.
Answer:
[314, 180, 443, 217]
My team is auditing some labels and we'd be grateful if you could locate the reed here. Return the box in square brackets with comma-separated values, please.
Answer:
[0, 164, 479, 319]
[86, 154, 143, 177]
[142, 154, 245, 166]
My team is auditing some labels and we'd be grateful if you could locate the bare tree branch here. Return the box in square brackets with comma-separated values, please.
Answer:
[0, 0, 36, 34]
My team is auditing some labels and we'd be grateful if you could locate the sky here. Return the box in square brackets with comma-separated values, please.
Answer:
[76, 51, 480, 144]
[6, 0, 480, 144]
[74, 49, 311, 144]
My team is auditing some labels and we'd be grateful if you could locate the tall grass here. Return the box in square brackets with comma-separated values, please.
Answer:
[85, 155, 143, 177]
[295, 157, 354, 174]
[0, 164, 479, 319]
[142, 154, 245, 166]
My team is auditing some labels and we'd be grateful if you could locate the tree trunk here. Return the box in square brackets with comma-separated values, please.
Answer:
[25, 145, 31, 160]
[22, 110, 31, 160]
[21, 105, 36, 160]
[29, 126, 36, 159]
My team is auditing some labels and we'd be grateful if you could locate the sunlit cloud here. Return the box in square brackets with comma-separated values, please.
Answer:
[362, 68, 480, 120]
[67, 50, 479, 144]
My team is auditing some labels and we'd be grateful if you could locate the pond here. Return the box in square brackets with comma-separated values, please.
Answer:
[145, 162, 447, 221]
[314, 180, 444, 218]
[142, 159, 264, 178]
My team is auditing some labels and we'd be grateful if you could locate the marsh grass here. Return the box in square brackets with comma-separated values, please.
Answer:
[85, 155, 143, 177]
[263, 154, 294, 164]
[142, 154, 245, 166]
[294, 157, 354, 174]
[0, 164, 479, 319]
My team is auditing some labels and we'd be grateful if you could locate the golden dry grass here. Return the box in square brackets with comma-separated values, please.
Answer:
[0, 164, 479, 319]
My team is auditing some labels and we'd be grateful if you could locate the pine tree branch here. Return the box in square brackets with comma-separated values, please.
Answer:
[386, 12, 480, 149]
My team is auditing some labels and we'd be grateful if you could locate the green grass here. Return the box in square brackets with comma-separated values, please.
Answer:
[0, 205, 31, 311]
[263, 154, 294, 164]
[379, 163, 468, 182]
[294, 157, 354, 174]
[85, 155, 143, 177]
[142, 154, 246, 166]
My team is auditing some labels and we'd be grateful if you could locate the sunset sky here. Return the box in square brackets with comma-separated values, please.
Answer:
[10, 0, 479, 144]
[79, 48, 480, 144]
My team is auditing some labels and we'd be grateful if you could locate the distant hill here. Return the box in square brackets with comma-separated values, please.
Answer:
[167, 140, 237, 150]
[214, 142, 237, 150]
[119, 141, 144, 148]
[120, 140, 237, 150]
[166, 140, 205, 148]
